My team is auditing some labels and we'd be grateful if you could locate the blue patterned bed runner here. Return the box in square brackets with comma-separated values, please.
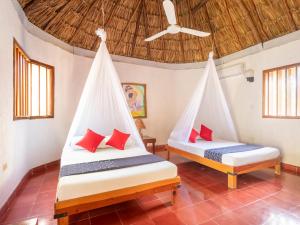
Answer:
[60, 154, 165, 177]
[204, 144, 263, 163]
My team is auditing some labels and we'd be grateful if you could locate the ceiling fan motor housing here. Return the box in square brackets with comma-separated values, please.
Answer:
[167, 25, 180, 34]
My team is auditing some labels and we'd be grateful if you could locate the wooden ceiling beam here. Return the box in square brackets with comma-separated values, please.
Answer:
[179, 35, 185, 62]
[68, 0, 99, 44]
[191, 0, 210, 14]
[130, 0, 144, 57]
[224, 0, 243, 49]
[39, 0, 70, 30]
[249, 0, 270, 39]
[238, 0, 263, 43]
[44, 0, 79, 31]
[22, 0, 35, 10]
[174, 0, 186, 62]
[283, 0, 297, 30]
[204, 4, 220, 57]
[143, 0, 151, 59]
[91, 0, 122, 50]
[186, 0, 205, 61]
[113, 0, 142, 54]
[156, 0, 166, 62]
[104, 0, 122, 27]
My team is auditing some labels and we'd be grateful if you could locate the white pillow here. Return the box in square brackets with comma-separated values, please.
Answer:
[125, 136, 135, 148]
[98, 135, 111, 149]
[70, 136, 84, 150]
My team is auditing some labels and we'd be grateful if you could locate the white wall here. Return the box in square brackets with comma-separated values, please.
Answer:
[1, 0, 300, 210]
[223, 40, 300, 167]
[0, 0, 33, 209]
[0, 0, 78, 209]
[116, 62, 174, 144]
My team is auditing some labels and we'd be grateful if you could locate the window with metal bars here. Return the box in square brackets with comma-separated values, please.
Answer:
[13, 39, 54, 120]
[263, 63, 300, 118]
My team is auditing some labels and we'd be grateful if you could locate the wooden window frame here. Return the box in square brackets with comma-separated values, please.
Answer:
[13, 38, 55, 120]
[262, 62, 300, 119]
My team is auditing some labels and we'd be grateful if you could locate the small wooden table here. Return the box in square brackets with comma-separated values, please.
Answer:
[142, 136, 156, 154]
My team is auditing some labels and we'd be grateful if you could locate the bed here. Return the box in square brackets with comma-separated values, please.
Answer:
[54, 146, 180, 225]
[167, 138, 280, 189]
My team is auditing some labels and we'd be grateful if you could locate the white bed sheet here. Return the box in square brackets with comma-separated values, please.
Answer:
[57, 146, 177, 201]
[168, 139, 280, 167]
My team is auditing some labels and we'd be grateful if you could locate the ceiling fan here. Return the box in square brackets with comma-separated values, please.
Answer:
[145, 0, 210, 41]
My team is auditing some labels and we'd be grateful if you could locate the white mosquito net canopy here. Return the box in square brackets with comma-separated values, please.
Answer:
[64, 29, 145, 150]
[169, 52, 238, 143]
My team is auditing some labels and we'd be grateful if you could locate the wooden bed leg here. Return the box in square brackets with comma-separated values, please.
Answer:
[57, 216, 69, 225]
[228, 174, 237, 189]
[171, 188, 177, 205]
[275, 163, 281, 175]
[167, 150, 170, 161]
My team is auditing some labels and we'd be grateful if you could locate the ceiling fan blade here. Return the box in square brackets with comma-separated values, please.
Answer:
[145, 30, 168, 41]
[180, 27, 210, 37]
[163, 0, 177, 25]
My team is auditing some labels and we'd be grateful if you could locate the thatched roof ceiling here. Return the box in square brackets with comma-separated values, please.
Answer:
[18, 0, 300, 63]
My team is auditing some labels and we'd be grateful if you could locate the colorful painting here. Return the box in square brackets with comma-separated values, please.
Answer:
[122, 83, 147, 118]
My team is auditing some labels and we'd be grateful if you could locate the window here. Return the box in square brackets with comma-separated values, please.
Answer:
[263, 63, 300, 118]
[13, 39, 54, 120]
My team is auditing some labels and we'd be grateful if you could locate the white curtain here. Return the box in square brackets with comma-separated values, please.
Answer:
[64, 30, 145, 150]
[169, 53, 238, 143]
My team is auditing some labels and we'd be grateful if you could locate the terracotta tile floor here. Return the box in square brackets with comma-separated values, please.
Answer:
[1, 152, 300, 225]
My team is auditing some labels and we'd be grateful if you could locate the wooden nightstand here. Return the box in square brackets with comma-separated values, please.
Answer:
[142, 136, 156, 154]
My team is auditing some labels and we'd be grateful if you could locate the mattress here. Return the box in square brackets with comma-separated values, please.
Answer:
[57, 146, 177, 201]
[168, 139, 280, 167]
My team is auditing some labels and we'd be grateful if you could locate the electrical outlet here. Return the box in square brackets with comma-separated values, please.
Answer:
[2, 163, 7, 171]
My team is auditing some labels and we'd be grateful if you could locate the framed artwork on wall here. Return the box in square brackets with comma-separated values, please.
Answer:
[122, 83, 147, 118]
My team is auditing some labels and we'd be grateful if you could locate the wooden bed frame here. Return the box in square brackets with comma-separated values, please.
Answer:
[54, 176, 180, 225]
[166, 145, 280, 189]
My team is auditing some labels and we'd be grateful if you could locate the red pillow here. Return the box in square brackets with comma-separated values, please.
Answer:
[76, 129, 105, 153]
[200, 124, 213, 141]
[106, 129, 130, 150]
[189, 128, 199, 143]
